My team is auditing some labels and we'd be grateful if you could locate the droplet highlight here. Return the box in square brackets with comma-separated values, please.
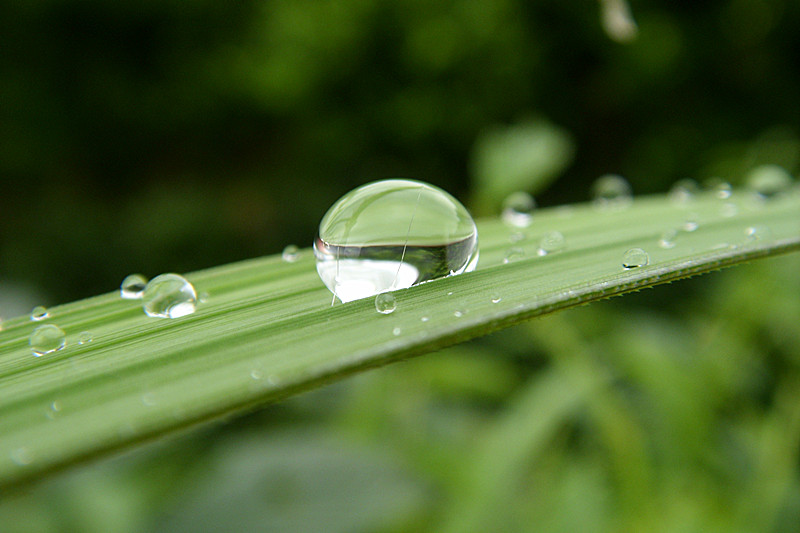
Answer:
[501, 191, 536, 228]
[537, 231, 566, 256]
[314, 179, 478, 303]
[375, 292, 397, 315]
[30, 306, 49, 321]
[622, 248, 649, 268]
[503, 247, 525, 264]
[120, 274, 148, 299]
[592, 174, 632, 209]
[30, 324, 67, 356]
[142, 273, 197, 319]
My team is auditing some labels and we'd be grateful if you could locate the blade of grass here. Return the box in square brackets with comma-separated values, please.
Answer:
[1, 187, 798, 489]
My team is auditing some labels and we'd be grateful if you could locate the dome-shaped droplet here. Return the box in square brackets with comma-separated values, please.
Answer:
[658, 229, 677, 249]
[705, 178, 732, 199]
[746, 165, 793, 199]
[142, 273, 197, 318]
[30, 324, 66, 356]
[501, 191, 536, 228]
[682, 216, 699, 232]
[30, 306, 49, 321]
[503, 247, 525, 264]
[78, 331, 93, 345]
[375, 292, 397, 314]
[120, 274, 148, 299]
[281, 244, 300, 263]
[592, 174, 632, 209]
[314, 179, 478, 303]
[668, 179, 700, 204]
[537, 230, 566, 256]
[622, 248, 649, 269]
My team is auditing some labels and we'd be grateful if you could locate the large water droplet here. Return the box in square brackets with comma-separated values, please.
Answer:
[592, 174, 632, 209]
[375, 292, 397, 314]
[281, 244, 300, 263]
[746, 165, 793, 199]
[120, 274, 148, 299]
[314, 179, 478, 303]
[537, 230, 566, 256]
[622, 248, 649, 268]
[30, 306, 49, 321]
[30, 324, 66, 356]
[501, 191, 536, 228]
[142, 273, 197, 318]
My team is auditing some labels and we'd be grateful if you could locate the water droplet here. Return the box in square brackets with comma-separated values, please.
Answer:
[78, 331, 93, 345]
[198, 291, 209, 303]
[746, 165, 793, 199]
[420, 316, 430, 322]
[453, 310, 463, 318]
[503, 247, 525, 264]
[658, 229, 677, 249]
[501, 191, 536, 228]
[250, 369, 263, 380]
[592, 174, 632, 209]
[29, 324, 66, 356]
[622, 248, 649, 269]
[392, 327, 402, 336]
[142, 273, 197, 318]
[705, 178, 732, 199]
[141, 393, 157, 406]
[491, 295, 502, 304]
[668, 179, 700, 204]
[375, 292, 397, 315]
[682, 216, 699, 232]
[314, 179, 478, 303]
[30, 306, 49, 321]
[509, 231, 526, 243]
[10, 447, 33, 466]
[744, 225, 771, 242]
[120, 274, 148, 299]
[51, 401, 61, 412]
[537, 231, 566, 256]
[281, 244, 300, 262]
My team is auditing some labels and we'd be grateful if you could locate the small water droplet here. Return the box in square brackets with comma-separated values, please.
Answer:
[30, 306, 49, 321]
[120, 274, 148, 299]
[705, 178, 732, 199]
[592, 174, 632, 209]
[668, 178, 700, 204]
[198, 291, 209, 303]
[142, 273, 197, 318]
[447, 291, 454, 296]
[51, 401, 61, 412]
[29, 324, 66, 356]
[682, 216, 699, 232]
[746, 165, 793, 199]
[537, 231, 566, 256]
[250, 369, 263, 380]
[501, 191, 536, 228]
[622, 248, 649, 269]
[658, 229, 677, 249]
[10, 447, 33, 466]
[78, 331, 93, 345]
[453, 310, 463, 318]
[141, 393, 157, 406]
[282, 244, 300, 262]
[314, 179, 478, 303]
[420, 316, 430, 322]
[392, 327, 402, 336]
[375, 292, 397, 314]
[503, 247, 525, 264]
[509, 231, 526, 243]
[491, 295, 502, 304]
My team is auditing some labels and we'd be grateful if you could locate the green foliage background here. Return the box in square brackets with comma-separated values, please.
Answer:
[1, 0, 799, 531]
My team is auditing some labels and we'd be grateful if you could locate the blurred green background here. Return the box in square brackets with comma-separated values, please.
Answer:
[2, 0, 799, 531]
